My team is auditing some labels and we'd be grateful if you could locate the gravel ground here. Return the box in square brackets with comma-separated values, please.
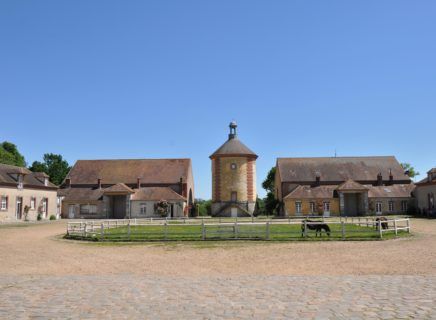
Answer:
[0, 218, 435, 276]
[0, 218, 435, 319]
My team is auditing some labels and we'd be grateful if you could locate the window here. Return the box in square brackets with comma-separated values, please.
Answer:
[295, 201, 302, 214]
[230, 163, 237, 170]
[401, 201, 408, 212]
[323, 201, 330, 213]
[231, 191, 237, 202]
[30, 197, 36, 210]
[310, 202, 316, 214]
[80, 204, 97, 214]
[376, 202, 382, 214]
[42, 198, 48, 214]
[140, 203, 147, 215]
[0, 196, 7, 210]
[388, 201, 394, 212]
[44, 178, 49, 186]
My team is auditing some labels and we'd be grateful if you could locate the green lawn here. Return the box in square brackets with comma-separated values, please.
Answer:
[65, 222, 409, 242]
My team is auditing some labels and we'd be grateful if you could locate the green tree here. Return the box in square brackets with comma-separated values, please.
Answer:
[401, 163, 420, 178]
[195, 199, 212, 216]
[262, 167, 279, 215]
[0, 141, 26, 167]
[29, 153, 71, 186]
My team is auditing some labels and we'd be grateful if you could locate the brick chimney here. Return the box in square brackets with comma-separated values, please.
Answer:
[377, 173, 383, 186]
[97, 178, 102, 189]
[137, 178, 141, 189]
[389, 169, 393, 185]
[65, 178, 71, 188]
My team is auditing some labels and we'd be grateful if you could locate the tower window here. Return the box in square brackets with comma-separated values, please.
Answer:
[231, 191, 237, 202]
[231, 163, 237, 170]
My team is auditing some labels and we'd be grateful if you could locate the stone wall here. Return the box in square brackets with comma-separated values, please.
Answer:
[284, 198, 340, 216]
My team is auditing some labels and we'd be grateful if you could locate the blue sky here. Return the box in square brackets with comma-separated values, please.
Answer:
[1, 1, 435, 199]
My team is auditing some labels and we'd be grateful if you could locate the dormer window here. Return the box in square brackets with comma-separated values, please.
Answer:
[17, 174, 23, 189]
[44, 177, 49, 186]
[231, 163, 237, 170]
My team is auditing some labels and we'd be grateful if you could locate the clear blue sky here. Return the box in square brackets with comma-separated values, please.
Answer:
[1, 1, 435, 199]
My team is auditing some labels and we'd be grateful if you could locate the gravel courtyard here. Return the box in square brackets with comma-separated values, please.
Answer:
[0, 219, 435, 319]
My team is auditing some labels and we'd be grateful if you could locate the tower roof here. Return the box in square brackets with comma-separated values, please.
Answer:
[210, 122, 257, 159]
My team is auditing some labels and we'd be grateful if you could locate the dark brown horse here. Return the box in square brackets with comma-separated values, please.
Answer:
[376, 217, 389, 230]
[301, 220, 331, 237]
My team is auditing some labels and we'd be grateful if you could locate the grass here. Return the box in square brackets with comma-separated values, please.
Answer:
[65, 222, 410, 242]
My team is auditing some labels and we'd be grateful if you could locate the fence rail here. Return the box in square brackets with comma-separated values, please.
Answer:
[66, 217, 410, 241]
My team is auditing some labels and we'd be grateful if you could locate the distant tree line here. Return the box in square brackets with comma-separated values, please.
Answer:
[0, 141, 70, 186]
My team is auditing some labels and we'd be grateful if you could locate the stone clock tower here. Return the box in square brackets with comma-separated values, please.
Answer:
[210, 121, 258, 217]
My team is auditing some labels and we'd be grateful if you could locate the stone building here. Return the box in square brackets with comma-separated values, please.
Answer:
[58, 159, 194, 219]
[275, 156, 414, 216]
[414, 168, 436, 216]
[0, 164, 58, 221]
[210, 122, 257, 217]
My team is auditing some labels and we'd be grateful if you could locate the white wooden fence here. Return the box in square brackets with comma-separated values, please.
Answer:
[66, 217, 410, 241]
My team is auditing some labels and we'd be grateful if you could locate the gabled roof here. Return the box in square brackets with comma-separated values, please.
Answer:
[336, 179, 368, 192]
[131, 187, 186, 201]
[103, 183, 134, 194]
[0, 163, 57, 189]
[210, 137, 257, 159]
[367, 184, 415, 198]
[277, 156, 410, 183]
[284, 185, 337, 199]
[60, 188, 104, 201]
[65, 159, 191, 185]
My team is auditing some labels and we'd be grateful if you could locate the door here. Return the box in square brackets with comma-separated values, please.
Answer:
[68, 205, 75, 218]
[16, 197, 22, 220]
[170, 204, 174, 218]
[323, 201, 330, 217]
[231, 207, 238, 217]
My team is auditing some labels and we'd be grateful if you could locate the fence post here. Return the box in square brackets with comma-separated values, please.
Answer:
[341, 221, 345, 240]
[202, 222, 205, 240]
[394, 219, 398, 236]
[164, 222, 168, 240]
[127, 221, 131, 240]
[378, 220, 382, 239]
[234, 222, 238, 239]
[100, 223, 104, 240]
[266, 222, 270, 240]
[83, 222, 87, 238]
[406, 219, 410, 233]
[304, 220, 307, 238]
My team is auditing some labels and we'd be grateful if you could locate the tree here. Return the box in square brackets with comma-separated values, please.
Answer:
[262, 167, 279, 215]
[0, 141, 26, 167]
[401, 163, 420, 179]
[29, 153, 71, 186]
[195, 199, 212, 216]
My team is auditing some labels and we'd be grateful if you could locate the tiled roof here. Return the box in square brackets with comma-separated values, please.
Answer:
[65, 159, 191, 185]
[131, 187, 186, 201]
[367, 184, 415, 198]
[284, 185, 337, 199]
[0, 163, 57, 189]
[336, 179, 368, 191]
[277, 156, 410, 183]
[60, 188, 104, 201]
[103, 183, 134, 194]
[210, 137, 257, 158]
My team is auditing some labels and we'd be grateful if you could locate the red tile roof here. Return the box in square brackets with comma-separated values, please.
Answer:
[131, 187, 186, 201]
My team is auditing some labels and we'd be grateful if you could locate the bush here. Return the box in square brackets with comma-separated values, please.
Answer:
[37, 213, 42, 221]
[49, 215, 56, 220]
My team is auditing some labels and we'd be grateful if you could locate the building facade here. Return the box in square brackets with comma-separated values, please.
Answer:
[0, 164, 58, 221]
[210, 122, 257, 217]
[59, 159, 194, 219]
[275, 156, 414, 216]
[414, 168, 436, 216]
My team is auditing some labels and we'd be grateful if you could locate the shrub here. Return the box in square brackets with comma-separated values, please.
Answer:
[49, 215, 56, 220]
[37, 213, 42, 221]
